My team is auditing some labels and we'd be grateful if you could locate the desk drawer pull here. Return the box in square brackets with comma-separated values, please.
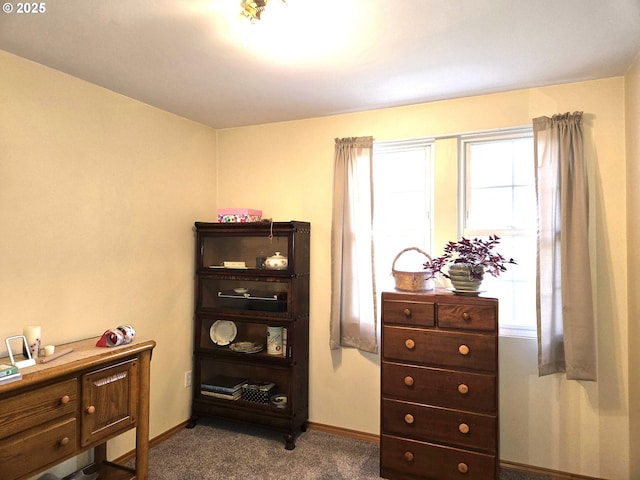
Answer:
[86, 405, 96, 415]
[458, 462, 469, 473]
[404, 376, 414, 387]
[404, 413, 414, 424]
[403, 308, 411, 317]
[458, 344, 470, 356]
[404, 451, 414, 462]
[404, 339, 415, 350]
[60, 395, 70, 405]
[458, 383, 469, 395]
[458, 423, 470, 434]
[59, 436, 70, 447]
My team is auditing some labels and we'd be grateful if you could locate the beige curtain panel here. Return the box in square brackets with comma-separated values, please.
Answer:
[533, 112, 596, 381]
[330, 136, 378, 354]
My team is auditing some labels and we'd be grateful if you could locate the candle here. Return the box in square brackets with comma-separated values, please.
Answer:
[23, 325, 41, 359]
[44, 345, 55, 356]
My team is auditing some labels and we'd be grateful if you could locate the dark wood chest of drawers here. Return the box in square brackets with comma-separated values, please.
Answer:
[380, 290, 499, 480]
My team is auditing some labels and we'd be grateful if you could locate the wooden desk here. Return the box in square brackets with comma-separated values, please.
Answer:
[0, 337, 156, 480]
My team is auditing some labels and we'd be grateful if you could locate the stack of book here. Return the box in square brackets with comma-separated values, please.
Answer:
[0, 363, 22, 385]
[200, 374, 248, 400]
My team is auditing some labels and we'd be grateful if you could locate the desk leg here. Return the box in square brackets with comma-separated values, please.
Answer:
[136, 349, 152, 480]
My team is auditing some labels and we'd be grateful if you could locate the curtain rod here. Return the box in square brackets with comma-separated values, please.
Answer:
[374, 125, 532, 146]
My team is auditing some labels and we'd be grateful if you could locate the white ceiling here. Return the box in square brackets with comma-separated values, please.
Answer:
[1, 0, 639, 129]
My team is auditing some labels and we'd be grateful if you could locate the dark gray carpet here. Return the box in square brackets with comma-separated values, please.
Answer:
[140, 419, 379, 479]
[137, 419, 552, 479]
[500, 470, 553, 480]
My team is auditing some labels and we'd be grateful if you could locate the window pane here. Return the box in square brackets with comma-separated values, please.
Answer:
[375, 150, 428, 192]
[467, 187, 514, 229]
[463, 131, 536, 337]
[513, 138, 534, 185]
[376, 191, 428, 226]
[512, 186, 537, 228]
[373, 142, 432, 298]
[468, 143, 514, 187]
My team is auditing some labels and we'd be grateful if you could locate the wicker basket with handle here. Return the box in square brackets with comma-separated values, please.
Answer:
[391, 247, 434, 292]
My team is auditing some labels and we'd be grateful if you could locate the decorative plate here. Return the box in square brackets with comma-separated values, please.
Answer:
[229, 342, 264, 354]
[209, 320, 238, 346]
[270, 394, 287, 408]
[450, 289, 485, 297]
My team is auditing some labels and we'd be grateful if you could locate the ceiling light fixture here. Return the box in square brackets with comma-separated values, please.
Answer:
[241, 0, 287, 23]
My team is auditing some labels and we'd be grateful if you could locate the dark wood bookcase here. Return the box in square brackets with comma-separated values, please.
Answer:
[188, 221, 310, 449]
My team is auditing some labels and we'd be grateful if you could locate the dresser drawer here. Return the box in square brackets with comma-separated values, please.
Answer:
[437, 303, 497, 331]
[0, 378, 78, 439]
[0, 417, 77, 479]
[383, 326, 496, 372]
[381, 434, 496, 480]
[382, 362, 496, 413]
[382, 298, 435, 327]
[382, 398, 497, 453]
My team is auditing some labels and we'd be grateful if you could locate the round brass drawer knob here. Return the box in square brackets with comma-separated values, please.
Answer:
[459, 423, 470, 434]
[403, 308, 411, 317]
[404, 376, 414, 387]
[458, 383, 469, 395]
[404, 413, 415, 424]
[405, 339, 416, 350]
[462, 312, 471, 321]
[458, 344, 470, 356]
[404, 451, 415, 462]
[60, 395, 70, 405]
[59, 437, 70, 447]
[458, 462, 469, 474]
[86, 405, 96, 415]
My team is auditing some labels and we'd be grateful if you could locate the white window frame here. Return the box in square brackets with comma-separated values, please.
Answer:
[458, 128, 536, 338]
[372, 137, 435, 298]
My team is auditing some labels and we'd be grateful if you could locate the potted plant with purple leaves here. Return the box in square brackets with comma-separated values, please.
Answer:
[424, 235, 516, 294]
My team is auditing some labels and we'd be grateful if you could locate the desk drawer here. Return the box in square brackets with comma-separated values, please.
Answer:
[383, 326, 496, 371]
[382, 398, 497, 453]
[0, 378, 78, 439]
[0, 417, 77, 479]
[382, 362, 496, 413]
[381, 434, 496, 480]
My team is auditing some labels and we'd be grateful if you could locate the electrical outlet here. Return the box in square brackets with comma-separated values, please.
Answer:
[184, 370, 192, 388]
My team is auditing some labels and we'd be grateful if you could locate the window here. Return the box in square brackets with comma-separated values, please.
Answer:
[460, 129, 537, 337]
[372, 139, 433, 293]
[371, 130, 536, 338]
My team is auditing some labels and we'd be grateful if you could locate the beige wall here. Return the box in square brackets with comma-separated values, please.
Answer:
[217, 78, 629, 479]
[1, 46, 636, 480]
[626, 51, 640, 477]
[0, 50, 217, 474]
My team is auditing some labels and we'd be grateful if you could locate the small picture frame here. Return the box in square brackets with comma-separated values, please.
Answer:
[4, 335, 37, 368]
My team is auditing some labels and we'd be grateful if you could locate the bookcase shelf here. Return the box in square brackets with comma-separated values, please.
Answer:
[188, 221, 310, 450]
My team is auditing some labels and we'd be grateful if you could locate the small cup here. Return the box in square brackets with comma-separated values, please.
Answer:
[23, 325, 41, 359]
[267, 326, 283, 355]
[44, 345, 55, 356]
[105, 329, 125, 347]
[117, 324, 136, 344]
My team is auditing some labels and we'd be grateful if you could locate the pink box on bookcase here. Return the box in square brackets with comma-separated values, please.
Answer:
[217, 208, 262, 223]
